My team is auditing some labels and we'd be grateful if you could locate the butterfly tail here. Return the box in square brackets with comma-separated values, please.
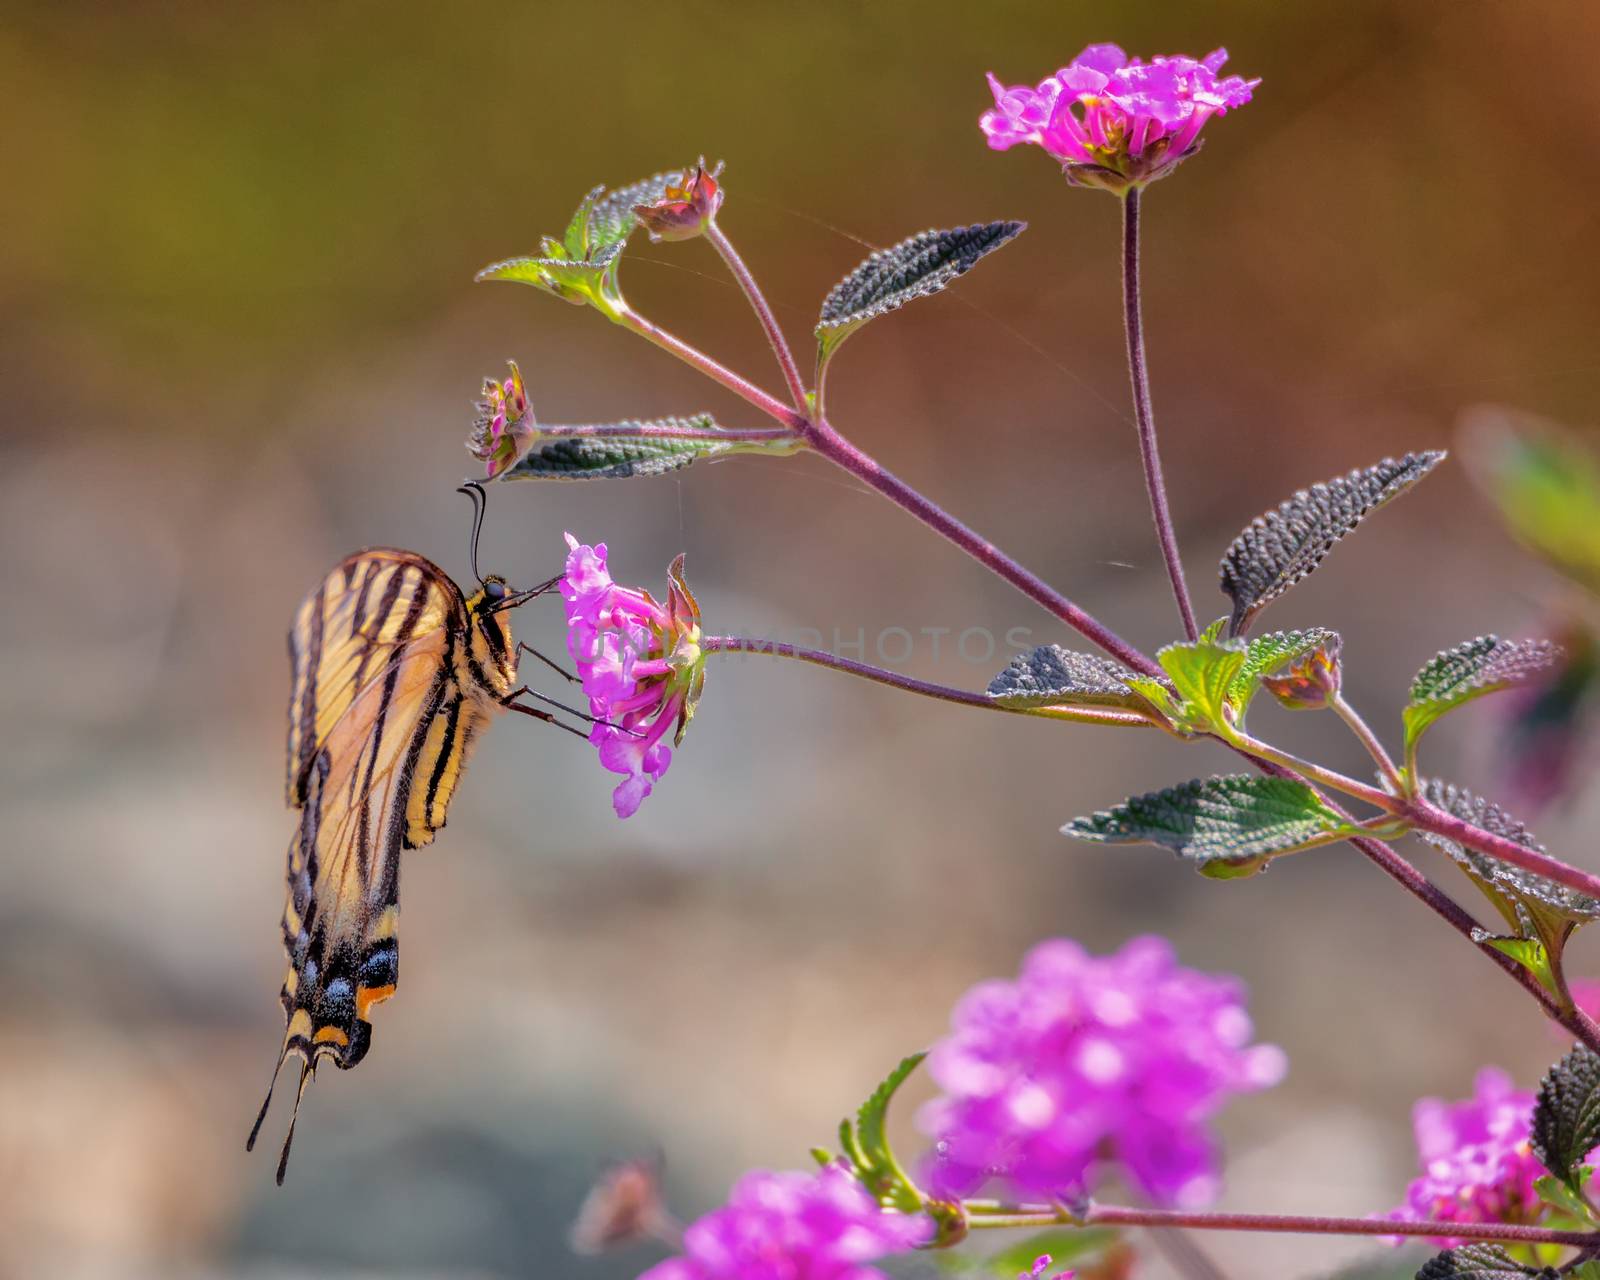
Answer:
[275, 1060, 315, 1185]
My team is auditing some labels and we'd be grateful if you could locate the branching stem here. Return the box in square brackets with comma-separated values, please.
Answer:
[705, 221, 811, 416]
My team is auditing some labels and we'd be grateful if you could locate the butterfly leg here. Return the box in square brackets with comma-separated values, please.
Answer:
[516, 641, 579, 684]
[503, 696, 593, 741]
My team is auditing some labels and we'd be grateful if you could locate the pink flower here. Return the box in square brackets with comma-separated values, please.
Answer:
[917, 936, 1286, 1207]
[981, 45, 1258, 192]
[561, 535, 706, 819]
[1020, 1257, 1074, 1280]
[1387, 1068, 1550, 1246]
[465, 360, 535, 479]
[638, 1164, 931, 1280]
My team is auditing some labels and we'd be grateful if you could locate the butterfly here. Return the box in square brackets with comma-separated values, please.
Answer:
[248, 485, 581, 1182]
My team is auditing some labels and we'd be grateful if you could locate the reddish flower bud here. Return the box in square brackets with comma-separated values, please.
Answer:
[1261, 641, 1343, 711]
[465, 360, 535, 479]
[633, 160, 724, 243]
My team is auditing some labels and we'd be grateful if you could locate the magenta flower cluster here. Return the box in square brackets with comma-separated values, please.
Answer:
[1388, 1068, 1550, 1246]
[638, 1164, 930, 1280]
[561, 536, 705, 819]
[917, 936, 1286, 1207]
[981, 44, 1257, 190]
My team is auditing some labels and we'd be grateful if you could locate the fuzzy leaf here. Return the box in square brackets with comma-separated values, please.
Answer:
[590, 169, 682, 252]
[1416, 779, 1600, 935]
[1219, 452, 1446, 637]
[474, 244, 621, 305]
[816, 222, 1025, 365]
[1415, 1245, 1557, 1280]
[497, 415, 742, 482]
[1533, 1043, 1600, 1189]
[836, 1053, 926, 1213]
[986, 646, 1159, 715]
[1158, 638, 1250, 731]
[1232, 628, 1340, 713]
[1065, 775, 1353, 878]
[1533, 1169, 1599, 1224]
[1404, 636, 1563, 754]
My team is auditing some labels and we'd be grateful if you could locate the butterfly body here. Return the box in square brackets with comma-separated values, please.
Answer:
[253, 547, 523, 1179]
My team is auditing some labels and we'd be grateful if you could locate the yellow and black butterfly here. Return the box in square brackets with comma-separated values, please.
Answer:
[248, 485, 579, 1182]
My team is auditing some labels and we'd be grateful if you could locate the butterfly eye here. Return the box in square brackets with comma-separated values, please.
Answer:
[482, 580, 507, 605]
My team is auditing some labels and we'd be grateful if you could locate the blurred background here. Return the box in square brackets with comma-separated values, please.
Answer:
[6, 1, 1600, 1276]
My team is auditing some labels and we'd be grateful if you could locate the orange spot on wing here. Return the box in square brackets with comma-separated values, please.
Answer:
[356, 983, 397, 1020]
[313, 1026, 350, 1046]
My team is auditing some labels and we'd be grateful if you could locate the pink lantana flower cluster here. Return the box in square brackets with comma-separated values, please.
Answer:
[917, 936, 1286, 1207]
[465, 359, 535, 479]
[561, 536, 706, 818]
[638, 1164, 931, 1280]
[981, 44, 1258, 192]
[1388, 1068, 1557, 1246]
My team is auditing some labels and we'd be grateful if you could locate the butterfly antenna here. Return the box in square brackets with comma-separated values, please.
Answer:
[456, 481, 489, 586]
[246, 1045, 291, 1152]
[276, 1060, 315, 1185]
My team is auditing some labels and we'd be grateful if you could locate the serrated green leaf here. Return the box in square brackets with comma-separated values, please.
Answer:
[1065, 774, 1353, 877]
[1533, 1170, 1599, 1225]
[1533, 1042, 1600, 1190]
[1231, 628, 1340, 715]
[496, 417, 720, 482]
[1198, 616, 1228, 644]
[1415, 779, 1600, 930]
[1415, 1245, 1558, 1280]
[1219, 452, 1446, 637]
[837, 1052, 926, 1213]
[1476, 932, 1559, 996]
[1404, 636, 1563, 755]
[474, 245, 620, 306]
[980, 1228, 1120, 1276]
[562, 183, 606, 259]
[1124, 675, 1181, 724]
[590, 170, 682, 253]
[1158, 638, 1250, 730]
[815, 222, 1025, 368]
[986, 646, 1161, 716]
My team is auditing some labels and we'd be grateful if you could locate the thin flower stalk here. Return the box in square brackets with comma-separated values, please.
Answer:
[1329, 690, 1405, 792]
[612, 303, 808, 432]
[704, 221, 810, 415]
[1404, 795, 1600, 903]
[1122, 188, 1198, 641]
[702, 635, 1154, 727]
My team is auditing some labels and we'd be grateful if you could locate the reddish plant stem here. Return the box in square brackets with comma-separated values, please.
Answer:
[1121, 189, 1198, 642]
[1406, 795, 1600, 903]
[536, 422, 797, 444]
[702, 635, 1153, 728]
[614, 304, 808, 431]
[805, 418, 1158, 677]
[705, 221, 810, 415]
[962, 1200, 1599, 1247]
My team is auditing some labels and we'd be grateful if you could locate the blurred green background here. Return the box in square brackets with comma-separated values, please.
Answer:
[6, 2, 1600, 1276]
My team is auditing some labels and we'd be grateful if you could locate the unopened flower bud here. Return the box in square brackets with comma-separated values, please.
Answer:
[633, 160, 724, 243]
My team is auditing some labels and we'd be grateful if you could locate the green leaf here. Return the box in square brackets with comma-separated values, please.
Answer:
[1414, 778, 1600, 929]
[475, 169, 685, 310]
[1404, 636, 1563, 755]
[979, 1228, 1120, 1276]
[1231, 627, 1340, 715]
[1533, 1169, 1598, 1224]
[1219, 452, 1446, 637]
[1415, 1245, 1558, 1280]
[590, 169, 683, 253]
[816, 222, 1025, 368]
[1157, 637, 1249, 731]
[839, 1052, 926, 1212]
[1533, 1042, 1600, 1190]
[1124, 675, 1181, 724]
[474, 244, 621, 307]
[1065, 774, 1354, 878]
[495, 415, 780, 482]
[986, 645, 1163, 716]
[1476, 932, 1561, 998]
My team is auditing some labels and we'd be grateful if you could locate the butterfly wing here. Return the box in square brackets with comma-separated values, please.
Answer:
[253, 550, 497, 1181]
